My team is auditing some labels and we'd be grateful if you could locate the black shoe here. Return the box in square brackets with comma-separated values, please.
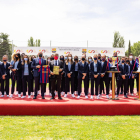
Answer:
[33, 96, 37, 99]
[42, 96, 45, 99]
[124, 95, 128, 98]
[50, 97, 55, 100]
[120, 92, 123, 94]
[58, 97, 63, 100]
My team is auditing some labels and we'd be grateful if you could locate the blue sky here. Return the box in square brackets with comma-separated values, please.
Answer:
[0, 0, 140, 50]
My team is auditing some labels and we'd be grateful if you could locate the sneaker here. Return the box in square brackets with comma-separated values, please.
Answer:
[99, 94, 102, 97]
[115, 95, 118, 98]
[71, 94, 75, 98]
[124, 95, 128, 98]
[131, 93, 134, 96]
[10, 94, 13, 98]
[109, 90, 112, 94]
[49, 93, 52, 96]
[77, 95, 80, 99]
[1, 95, 4, 97]
[64, 94, 67, 98]
[21, 96, 26, 98]
[106, 95, 110, 99]
[16, 91, 18, 95]
[28, 95, 31, 99]
[7, 95, 9, 97]
[96, 95, 100, 99]
[18, 94, 21, 98]
[85, 96, 88, 99]
[61, 92, 64, 96]
[90, 95, 93, 99]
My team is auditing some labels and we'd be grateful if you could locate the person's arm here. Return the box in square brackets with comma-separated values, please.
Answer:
[90, 62, 94, 75]
[31, 59, 38, 69]
[78, 63, 83, 75]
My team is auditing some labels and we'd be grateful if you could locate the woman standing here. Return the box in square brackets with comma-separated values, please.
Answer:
[21, 55, 32, 98]
[64, 54, 75, 98]
[73, 56, 79, 95]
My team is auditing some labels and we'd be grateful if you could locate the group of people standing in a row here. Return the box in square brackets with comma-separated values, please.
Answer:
[0, 51, 139, 100]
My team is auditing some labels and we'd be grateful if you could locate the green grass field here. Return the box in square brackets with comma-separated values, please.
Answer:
[0, 116, 140, 140]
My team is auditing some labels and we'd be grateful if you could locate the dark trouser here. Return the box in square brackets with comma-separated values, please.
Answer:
[34, 76, 45, 97]
[11, 76, 21, 94]
[51, 77, 61, 98]
[1, 79, 9, 95]
[61, 75, 65, 92]
[109, 77, 112, 90]
[78, 78, 88, 96]
[74, 71, 78, 91]
[22, 75, 31, 96]
[0, 79, 1, 92]
[44, 83, 46, 93]
[49, 77, 51, 93]
[65, 76, 74, 94]
[91, 78, 100, 95]
[100, 77, 109, 95]
[130, 78, 134, 94]
[117, 79, 128, 95]
[30, 78, 34, 92]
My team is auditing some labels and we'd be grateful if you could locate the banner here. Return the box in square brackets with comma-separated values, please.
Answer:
[87, 48, 125, 56]
[14, 47, 50, 55]
[14, 47, 125, 56]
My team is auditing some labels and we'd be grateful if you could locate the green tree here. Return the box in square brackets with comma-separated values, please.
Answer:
[0, 33, 12, 61]
[113, 31, 125, 48]
[128, 40, 131, 56]
[28, 37, 40, 47]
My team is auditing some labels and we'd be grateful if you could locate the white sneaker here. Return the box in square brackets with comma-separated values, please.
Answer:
[10, 94, 13, 98]
[7, 95, 9, 97]
[1, 95, 4, 97]
[71, 94, 75, 98]
[90, 95, 93, 99]
[96, 95, 100, 99]
[18, 94, 21, 98]
[77, 95, 80, 99]
[131, 93, 134, 96]
[4, 92, 6, 95]
[99, 94, 102, 97]
[106, 95, 109, 99]
[115, 95, 118, 98]
[61, 92, 64, 96]
[55, 91, 57, 95]
[109, 90, 112, 94]
[21, 96, 26, 98]
[85, 96, 88, 99]
[49, 93, 52, 96]
[28, 95, 31, 99]
[64, 94, 67, 98]
[16, 91, 18, 95]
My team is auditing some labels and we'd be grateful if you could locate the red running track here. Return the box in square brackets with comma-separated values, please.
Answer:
[0, 89, 140, 116]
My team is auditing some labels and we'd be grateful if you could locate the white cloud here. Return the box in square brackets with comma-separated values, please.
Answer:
[0, 0, 140, 50]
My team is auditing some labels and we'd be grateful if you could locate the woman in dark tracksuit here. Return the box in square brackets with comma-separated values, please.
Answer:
[21, 55, 32, 98]
[10, 53, 22, 98]
[60, 55, 65, 96]
[73, 56, 79, 95]
[64, 54, 75, 98]
[87, 56, 92, 94]
[77, 55, 89, 99]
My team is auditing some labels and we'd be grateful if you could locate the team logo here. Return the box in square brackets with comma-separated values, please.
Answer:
[114, 50, 120, 54]
[52, 48, 56, 53]
[82, 49, 87, 53]
[101, 50, 108, 53]
[64, 52, 70, 54]
[14, 49, 21, 53]
[26, 49, 33, 53]
[39, 49, 46, 53]
[88, 50, 97, 53]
